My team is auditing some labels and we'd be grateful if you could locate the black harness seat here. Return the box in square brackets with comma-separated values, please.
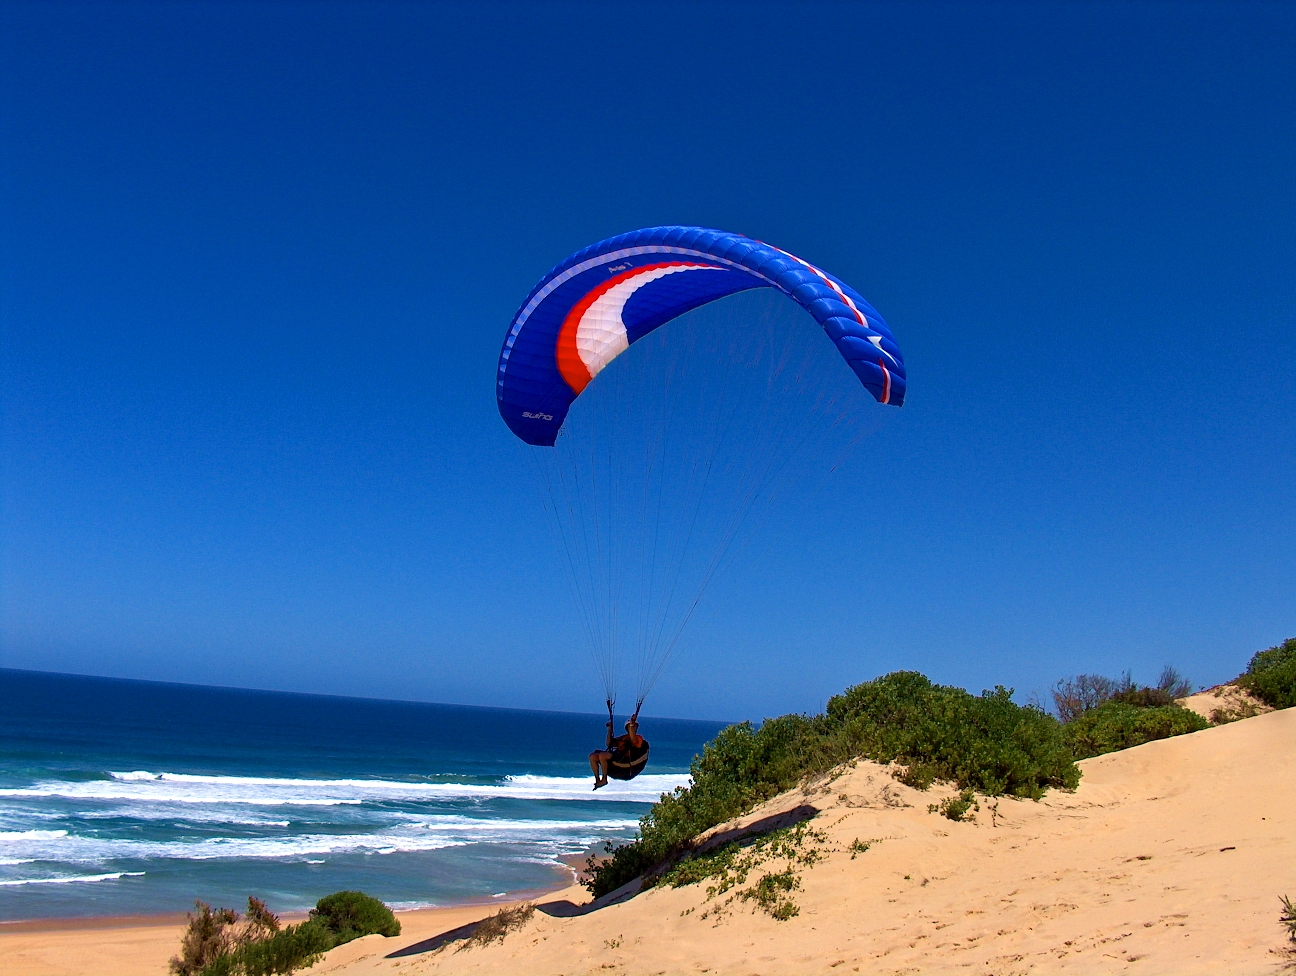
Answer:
[606, 739, 650, 781]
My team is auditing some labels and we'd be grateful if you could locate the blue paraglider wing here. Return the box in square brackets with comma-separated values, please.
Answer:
[497, 226, 905, 446]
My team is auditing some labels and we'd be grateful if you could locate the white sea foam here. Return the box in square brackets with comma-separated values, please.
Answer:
[0, 871, 145, 886]
[0, 787, 360, 807]
[0, 829, 69, 841]
[0, 814, 640, 864]
[0, 771, 686, 807]
[385, 900, 443, 911]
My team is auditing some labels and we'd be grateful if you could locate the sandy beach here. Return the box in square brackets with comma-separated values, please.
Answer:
[4, 704, 1292, 976]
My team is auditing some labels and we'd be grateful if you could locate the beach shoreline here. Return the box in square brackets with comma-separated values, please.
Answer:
[0, 912, 194, 934]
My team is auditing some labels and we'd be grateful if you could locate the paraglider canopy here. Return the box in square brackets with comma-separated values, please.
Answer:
[498, 226, 906, 712]
[497, 226, 905, 447]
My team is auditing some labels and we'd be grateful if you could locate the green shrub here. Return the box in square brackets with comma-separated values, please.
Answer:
[197, 955, 237, 976]
[310, 890, 400, 944]
[929, 789, 978, 821]
[585, 671, 1078, 898]
[1281, 895, 1296, 946]
[175, 891, 398, 976]
[817, 672, 1078, 798]
[1238, 638, 1296, 709]
[1064, 701, 1208, 760]
[215, 921, 333, 976]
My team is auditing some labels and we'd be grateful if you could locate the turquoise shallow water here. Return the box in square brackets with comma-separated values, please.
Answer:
[0, 668, 723, 920]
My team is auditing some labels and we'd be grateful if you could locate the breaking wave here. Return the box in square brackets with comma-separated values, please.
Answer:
[0, 771, 685, 807]
[0, 871, 145, 887]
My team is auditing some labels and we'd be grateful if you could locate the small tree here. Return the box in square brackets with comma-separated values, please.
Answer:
[1051, 674, 1120, 722]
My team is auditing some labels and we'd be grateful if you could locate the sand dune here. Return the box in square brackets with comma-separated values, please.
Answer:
[3, 707, 1291, 976]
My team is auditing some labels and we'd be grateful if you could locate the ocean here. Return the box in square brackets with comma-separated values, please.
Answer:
[0, 669, 725, 921]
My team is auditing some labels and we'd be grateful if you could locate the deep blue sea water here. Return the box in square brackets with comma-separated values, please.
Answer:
[0, 669, 724, 921]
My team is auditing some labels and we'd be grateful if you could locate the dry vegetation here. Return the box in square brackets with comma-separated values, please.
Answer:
[458, 903, 535, 950]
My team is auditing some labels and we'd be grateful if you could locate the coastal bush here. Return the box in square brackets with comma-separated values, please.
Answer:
[174, 891, 398, 976]
[203, 922, 334, 976]
[585, 671, 1078, 898]
[1063, 700, 1208, 760]
[1239, 637, 1296, 709]
[1281, 895, 1296, 946]
[1110, 665, 1193, 708]
[816, 672, 1078, 798]
[1052, 666, 1193, 722]
[171, 901, 241, 976]
[1049, 665, 1208, 758]
[249, 924, 333, 976]
[310, 890, 400, 943]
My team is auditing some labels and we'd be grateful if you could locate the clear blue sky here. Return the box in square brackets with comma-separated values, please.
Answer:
[2, 1, 1293, 721]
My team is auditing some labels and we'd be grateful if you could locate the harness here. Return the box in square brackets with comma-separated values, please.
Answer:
[603, 698, 650, 781]
[606, 739, 650, 781]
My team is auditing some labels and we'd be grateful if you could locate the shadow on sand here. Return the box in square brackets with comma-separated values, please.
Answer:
[386, 803, 820, 959]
